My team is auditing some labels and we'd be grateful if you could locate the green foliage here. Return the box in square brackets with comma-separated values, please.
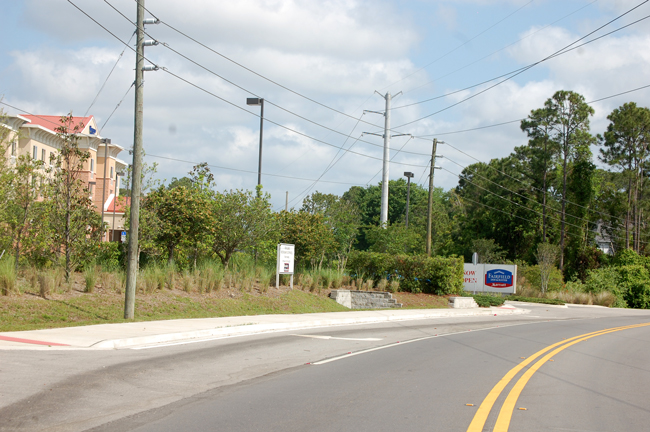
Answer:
[346, 251, 463, 295]
[96, 242, 122, 271]
[470, 294, 505, 307]
[518, 264, 564, 293]
[471, 238, 506, 264]
[366, 224, 422, 255]
[0, 256, 17, 295]
[507, 296, 565, 305]
[279, 210, 335, 269]
[613, 248, 646, 267]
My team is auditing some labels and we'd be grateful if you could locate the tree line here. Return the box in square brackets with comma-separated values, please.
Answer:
[2, 90, 650, 289]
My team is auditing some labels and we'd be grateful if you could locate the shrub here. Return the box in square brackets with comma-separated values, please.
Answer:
[84, 265, 97, 293]
[470, 294, 505, 307]
[96, 242, 122, 271]
[507, 295, 565, 305]
[346, 252, 463, 295]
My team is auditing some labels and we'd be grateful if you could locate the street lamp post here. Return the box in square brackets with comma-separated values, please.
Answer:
[113, 171, 124, 241]
[404, 171, 414, 228]
[246, 97, 264, 187]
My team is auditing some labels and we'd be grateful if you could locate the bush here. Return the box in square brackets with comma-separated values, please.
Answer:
[507, 295, 565, 305]
[470, 294, 505, 307]
[96, 242, 123, 271]
[347, 252, 463, 295]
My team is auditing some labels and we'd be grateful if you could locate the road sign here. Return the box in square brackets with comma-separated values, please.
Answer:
[121, 231, 127, 243]
[276, 244, 295, 289]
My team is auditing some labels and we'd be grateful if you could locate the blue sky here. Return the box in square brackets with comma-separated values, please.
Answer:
[2, 0, 650, 210]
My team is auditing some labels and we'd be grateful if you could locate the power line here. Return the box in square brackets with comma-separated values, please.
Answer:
[385, 0, 535, 92]
[396, 0, 598, 102]
[392, 2, 650, 128]
[443, 166, 648, 245]
[145, 153, 366, 186]
[414, 83, 650, 138]
[441, 140, 630, 224]
[84, 30, 136, 118]
[67, 0, 431, 167]
[99, 81, 134, 134]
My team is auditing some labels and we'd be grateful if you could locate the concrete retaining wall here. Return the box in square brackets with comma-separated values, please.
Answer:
[330, 290, 402, 309]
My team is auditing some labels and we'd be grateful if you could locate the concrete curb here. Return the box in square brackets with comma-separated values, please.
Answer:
[91, 306, 530, 349]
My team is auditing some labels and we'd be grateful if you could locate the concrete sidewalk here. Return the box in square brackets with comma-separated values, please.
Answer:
[0, 305, 529, 350]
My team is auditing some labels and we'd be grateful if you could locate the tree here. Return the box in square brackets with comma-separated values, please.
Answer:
[144, 184, 212, 265]
[211, 188, 276, 268]
[521, 107, 559, 241]
[536, 242, 559, 294]
[599, 102, 650, 252]
[4, 155, 44, 273]
[471, 238, 506, 264]
[279, 210, 335, 269]
[302, 191, 361, 271]
[46, 114, 103, 280]
[527, 91, 595, 270]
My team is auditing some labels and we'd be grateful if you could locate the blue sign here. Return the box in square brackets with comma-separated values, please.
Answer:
[89, 126, 96, 135]
[485, 269, 513, 288]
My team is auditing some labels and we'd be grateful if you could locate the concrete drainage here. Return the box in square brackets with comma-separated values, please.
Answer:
[448, 296, 479, 309]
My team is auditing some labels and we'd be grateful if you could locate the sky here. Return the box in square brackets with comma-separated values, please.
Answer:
[1, 0, 650, 210]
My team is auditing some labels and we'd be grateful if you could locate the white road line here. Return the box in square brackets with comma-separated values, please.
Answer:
[292, 334, 382, 341]
[311, 321, 537, 365]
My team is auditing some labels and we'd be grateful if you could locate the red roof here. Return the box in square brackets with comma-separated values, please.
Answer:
[106, 196, 130, 213]
[21, 115, 94, 134]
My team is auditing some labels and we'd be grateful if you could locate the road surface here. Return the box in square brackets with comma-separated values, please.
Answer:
[1, 304, 649, 431]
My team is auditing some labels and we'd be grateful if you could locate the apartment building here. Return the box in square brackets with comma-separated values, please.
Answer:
[1, 114, 127, 241]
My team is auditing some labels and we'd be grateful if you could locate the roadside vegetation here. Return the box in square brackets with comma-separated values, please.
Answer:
[3, 92, 650, 330]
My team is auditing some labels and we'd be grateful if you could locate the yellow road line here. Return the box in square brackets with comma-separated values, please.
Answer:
[493, 322, 650, 431]
[466, 323, 650, 432]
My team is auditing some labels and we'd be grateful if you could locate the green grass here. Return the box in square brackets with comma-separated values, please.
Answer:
[0, 289, 350, 332]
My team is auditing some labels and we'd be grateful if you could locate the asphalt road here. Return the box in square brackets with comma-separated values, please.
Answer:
[2, 304, 650, 432]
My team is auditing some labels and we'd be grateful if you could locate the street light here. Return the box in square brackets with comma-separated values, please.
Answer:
[404, 171, 414, 228]
[246, 97, 264, 187]
[113, 171, 124, 242]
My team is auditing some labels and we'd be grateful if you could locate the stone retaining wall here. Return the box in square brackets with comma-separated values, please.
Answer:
[330, 290, 402, 309]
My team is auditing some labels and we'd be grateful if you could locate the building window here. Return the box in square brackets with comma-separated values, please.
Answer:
[110, 166, 114, 179]
[11, 141, 16, 156]
[41, 149, 46, 161]
[33, 145, 38, 160]
[90, 159, 94, 172]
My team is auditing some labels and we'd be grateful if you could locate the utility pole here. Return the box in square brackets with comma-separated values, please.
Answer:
[426, 139, 439, 257]
[363, 91, 406, 228]
[124, 1, 159, 319]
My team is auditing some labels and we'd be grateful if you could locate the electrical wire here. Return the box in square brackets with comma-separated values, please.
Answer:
[84, 30, 136, 117]
[98, 81, 134, 134]
[443, 166, 648, 244]
[441, 140, 632, 225]
[392, 1, 650, 128]
[365, 136, 415, 185]
[384, 0, 535, 91]
[396, 0, 598, 102]
[414, 83, 650, 138]
[144, 153, 366, 186]
[67, 0, 431, 168]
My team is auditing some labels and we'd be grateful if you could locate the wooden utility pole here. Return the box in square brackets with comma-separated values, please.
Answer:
[426, 139, 438, 256]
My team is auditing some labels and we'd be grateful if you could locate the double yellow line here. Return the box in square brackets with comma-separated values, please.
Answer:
[467, 322, 650, 432]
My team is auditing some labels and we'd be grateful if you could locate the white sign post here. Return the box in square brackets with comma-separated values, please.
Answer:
[276, 244, 295, 289]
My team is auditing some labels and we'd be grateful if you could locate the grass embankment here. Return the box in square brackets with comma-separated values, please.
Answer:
[0, 277, 453, 332]
[0, 288, 352, 332]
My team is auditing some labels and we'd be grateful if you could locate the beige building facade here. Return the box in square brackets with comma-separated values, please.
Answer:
[2, 114, 128, 242]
